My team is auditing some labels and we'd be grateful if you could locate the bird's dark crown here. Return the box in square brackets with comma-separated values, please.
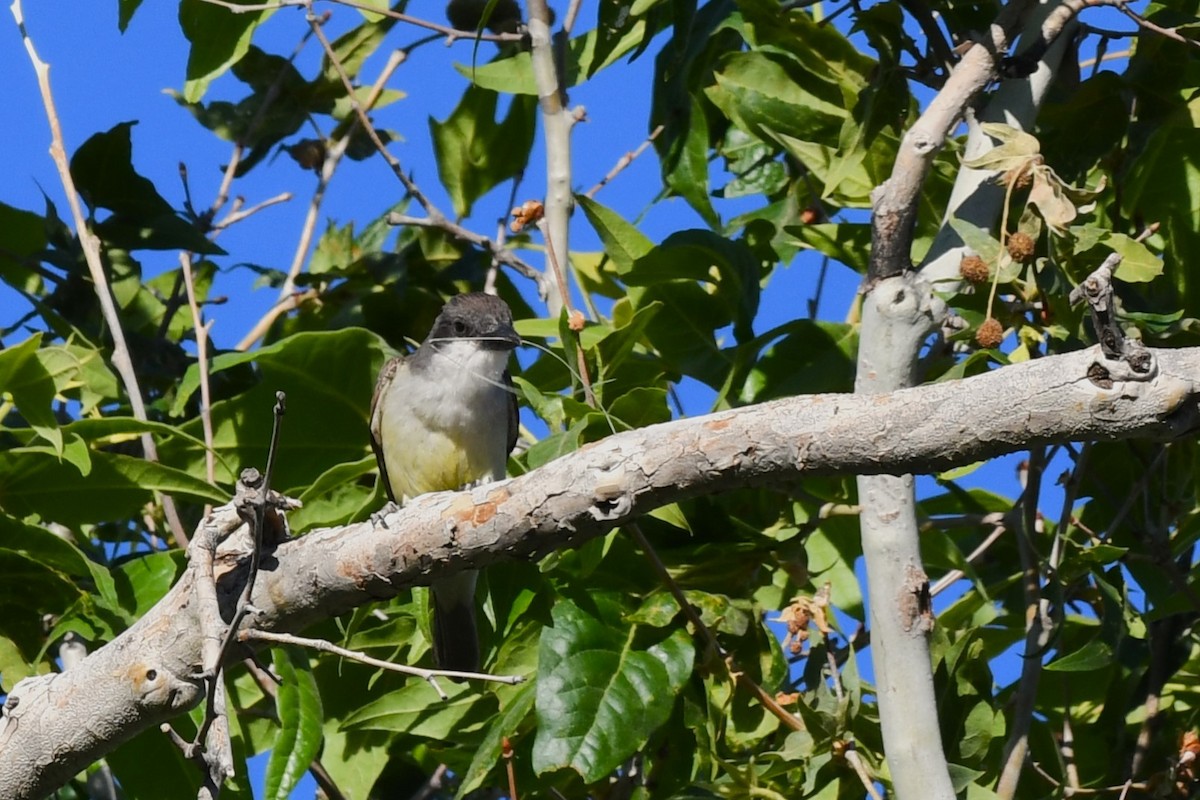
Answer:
[426, 292, 519, 351]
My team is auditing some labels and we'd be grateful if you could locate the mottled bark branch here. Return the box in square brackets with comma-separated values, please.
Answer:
[2, 344, 1199, 799]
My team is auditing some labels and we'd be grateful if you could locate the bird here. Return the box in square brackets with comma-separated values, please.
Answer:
[369, 293, 520, 672]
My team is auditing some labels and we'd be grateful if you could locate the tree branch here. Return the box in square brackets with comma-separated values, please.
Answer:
[2, 343, 1199, 799]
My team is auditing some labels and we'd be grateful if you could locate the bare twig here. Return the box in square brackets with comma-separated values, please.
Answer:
[996, 451, 1049, 800]
[239, 629, 525, 698]
[485, 174, 526, 294]
[279, 134, 350, 301]
[277, 26, 407, 301]
[11, 0, 189, 546]
[535, 215, 596, 405]
[211, 192, 292, 231]
[1029, 760, 1148, 796]
[235, 289, 319, 352]
[179, 252, 217, 493]
[388, 213, 544, 285]
[929, 513, 1009, 596]
[1103, 0, 1200, 47]
[1062, 710, 1081, 792]
[585, 124, 664, 199]
[210, 22, 317, 222]
[329, 0, 522, 42]
[192, 395, 288, 765]
[310, 4, 551, 300]
[161, 506, 246, 791]
[843, 742, 884, 800]
[562, 0, 584, 35]
[308, 2, 553, 298]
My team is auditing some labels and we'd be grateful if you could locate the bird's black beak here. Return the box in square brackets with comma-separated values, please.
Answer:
[481, 321, 521, 351]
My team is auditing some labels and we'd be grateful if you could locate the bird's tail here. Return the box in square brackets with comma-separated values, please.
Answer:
[431, 570, 480, 673]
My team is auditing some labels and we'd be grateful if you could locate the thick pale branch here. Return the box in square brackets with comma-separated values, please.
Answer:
[2, 345, 1199, 799]
[869, 3, 1028, 279]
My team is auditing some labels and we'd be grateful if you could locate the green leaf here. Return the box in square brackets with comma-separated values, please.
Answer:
[70, 122, 223, 254]
[0, 548, 86, 644]
[167, 329, 384, 492]
[1044, 639, 1113, 672]
[266, 648, 324, 800]
[0, 334, 59, 443]
[576, 195, 655, 273]
[532, 599, 694, 782]
[783, 222, 871, 274]
[430, 85, 536, 218]
[118, 0, 144, 31]
[341, 678, 495, 736]
[1102, 232, 1163, 283]
[960, 701, 1004, 760]
[455, 24, 650, 94]
[624, 230, 760, 343]
[662, 96, 719, 227]
[0, 514, 111, 589]
[0, 634, 37, 692]
[0, 449, 226, 526]
[179, 0, 271, 102]
[457, 678, 537, 795]
[115, 550, 187, 618]
[705, 51, 846, 148]
[804, 526, 863, 620]
[0, 202, 47, 291]
[740, 320, 856, 402]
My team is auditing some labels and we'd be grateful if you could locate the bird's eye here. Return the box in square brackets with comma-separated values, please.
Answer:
[452, 320, 467, 335]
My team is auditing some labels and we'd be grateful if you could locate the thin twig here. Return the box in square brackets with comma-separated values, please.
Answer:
[388, 213, 543, 284]
[843, 742, 884, 800]
[1061, 709, 1081, 792]
[311, 7, 549, 299]
[179, 253, 217, 493]
[11, 0, 189, 547]
[239, 629, 525, 699]
[561, 0, 584, 35]
[536, 217, 596, 406]
[1029, 759, 1147, 796]
[1104, 0, 1200, 47]
[210, 22, 316, 222]
[929, 515, 1009, 596]
[235, 289, 318, 352]
[329, 0, 522, 42]
[585, 124, 664, 199]
[194, 395, 288, 755]
[279, 135, 349, 301]
[485, 173, 525, 295]
[503, 736, 519, 800]
[996, 451, 1049, 800]
[277, 28, 407, 301]
[212, 192, 293, 231]
[306, 10, 430, 210]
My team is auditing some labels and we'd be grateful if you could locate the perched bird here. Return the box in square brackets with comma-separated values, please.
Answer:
[369, 293, 520, 672]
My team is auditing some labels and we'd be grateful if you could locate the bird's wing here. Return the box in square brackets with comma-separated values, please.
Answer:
[369, 355, 403, 505]
[504, 369, 519, 457]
